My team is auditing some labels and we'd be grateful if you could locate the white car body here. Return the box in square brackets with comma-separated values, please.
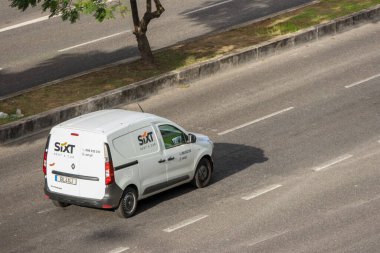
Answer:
[44, 109, 213, 214]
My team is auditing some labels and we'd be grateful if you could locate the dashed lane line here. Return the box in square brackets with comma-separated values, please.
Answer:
[312, 154, 353, 172]
[37, 208, 55, 214]
[345, 73, 380, 88]
[183, 0, 233, 15]
[163, 214, 209, 233]
[218, 107, 294, 136]
[0, 15, 61, 33]
[108, 247, 129, 253]
[58, 31, 130, 52]
[242, 184, 283, 201]
[248, 230, 290, 247]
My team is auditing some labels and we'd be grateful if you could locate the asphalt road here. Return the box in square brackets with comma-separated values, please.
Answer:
[1, 22, 380, 252]
[0, 0, 314, 97]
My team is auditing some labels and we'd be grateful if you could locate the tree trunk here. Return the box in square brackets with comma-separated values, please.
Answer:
[135, 32, 154, 64]
[130, 0, 165, 65]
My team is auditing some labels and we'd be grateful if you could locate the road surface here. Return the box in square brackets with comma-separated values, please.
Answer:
[0, 21, 379, 252]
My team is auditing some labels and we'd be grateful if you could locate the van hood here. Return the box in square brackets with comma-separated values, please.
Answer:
[192, 133, 214, 149]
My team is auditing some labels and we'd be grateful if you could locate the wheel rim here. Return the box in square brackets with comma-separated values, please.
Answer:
[124, 192, 136, 214]
[198, 164, 209, 182]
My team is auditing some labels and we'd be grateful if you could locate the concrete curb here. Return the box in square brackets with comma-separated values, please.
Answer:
[1, 5, 380, 143]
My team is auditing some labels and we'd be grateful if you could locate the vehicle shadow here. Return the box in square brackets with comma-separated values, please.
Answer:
[135, 142, 268, 216]
[211, 142, 268, 183]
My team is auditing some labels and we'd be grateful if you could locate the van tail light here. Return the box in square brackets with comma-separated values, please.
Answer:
[104, 143, 114, 185]
[43, 151, 47, 175]
[43, 135, 51, 176]
[105, 161, 114, 185]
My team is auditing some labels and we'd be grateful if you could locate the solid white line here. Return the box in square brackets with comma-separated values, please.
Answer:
[58, 31, 130, 52]
[312, 154, 353, 172]
[163, 214, 208, 232]
[345, 73, 380, 88]
[242, 184, 282, 201]
[0, 15, 60, 33]
[184, 0, 233, 15]
[108, 247, 129, 253]
[218, 107, 294, 136]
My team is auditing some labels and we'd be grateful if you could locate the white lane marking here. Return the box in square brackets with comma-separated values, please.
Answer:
[312, 154, 353, 172]
[0, 15, 61, 33]
[218, 107, 294, 136]
[37, 208, 55, 214]
[248, 230, 289, 247]
[163, 214, 208, 233]
[242, 184, 282, 200]
[108, 247, 129, 253]
[325, 195, 380, 216]
[184, 0, 234, 15]
[58, 31, 130, 52]
[0, 68, 3, 71]
[345, 73, 380, 88]
[377, 140, 380, 144]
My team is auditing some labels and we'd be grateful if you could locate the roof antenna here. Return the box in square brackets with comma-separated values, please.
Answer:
[137, 103, 145, 113]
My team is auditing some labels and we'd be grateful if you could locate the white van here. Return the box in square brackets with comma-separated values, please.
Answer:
[43, 109, 214, 218]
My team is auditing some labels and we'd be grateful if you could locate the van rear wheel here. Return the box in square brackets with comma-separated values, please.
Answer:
[116, 187, 138, 218]
[52, 200, 70, 208]
[192, 157, 212, 188]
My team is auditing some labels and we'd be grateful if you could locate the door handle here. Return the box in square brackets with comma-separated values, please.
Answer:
[158, 159, 166, 163]
[168, 156, 175, 161]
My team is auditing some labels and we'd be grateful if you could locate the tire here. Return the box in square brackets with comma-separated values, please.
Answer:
[116, 187, 138, 218]
[52, 200, 70, 208]
[192, 157, 212, 188]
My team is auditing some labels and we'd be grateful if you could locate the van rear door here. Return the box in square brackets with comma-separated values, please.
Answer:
[46, 128, 106, 200]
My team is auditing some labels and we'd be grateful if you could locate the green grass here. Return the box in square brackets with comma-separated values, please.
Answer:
[1, 0, 380, 125]
[0, 118, 14, 125]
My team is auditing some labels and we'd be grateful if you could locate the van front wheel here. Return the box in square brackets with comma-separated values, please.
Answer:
[192, 158, 212, 188]
[116, 187, 138, 218]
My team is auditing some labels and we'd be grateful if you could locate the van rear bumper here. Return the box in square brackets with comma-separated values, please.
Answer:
[44, 180, 123, 209]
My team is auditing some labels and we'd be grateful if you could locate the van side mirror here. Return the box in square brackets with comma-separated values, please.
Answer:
[188, 133, 197, 144]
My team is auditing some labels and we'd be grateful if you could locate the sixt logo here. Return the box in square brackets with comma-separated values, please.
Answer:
[54, 142, 76, 154]
[138, 131, 154, 146]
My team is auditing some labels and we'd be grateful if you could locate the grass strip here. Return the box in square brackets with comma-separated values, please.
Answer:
[1, 0, 380, 125]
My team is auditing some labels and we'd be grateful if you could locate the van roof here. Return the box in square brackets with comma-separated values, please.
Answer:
[56, 109, 159, 134]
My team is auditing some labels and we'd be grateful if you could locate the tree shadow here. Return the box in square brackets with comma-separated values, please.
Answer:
[135, 142, 268, 215]
[180, 0, 314, 32]
[0, 46, 139, 97]
[0, 0, 314, 98]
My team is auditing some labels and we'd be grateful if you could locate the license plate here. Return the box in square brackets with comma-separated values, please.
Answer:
[55, 175, 77, 185]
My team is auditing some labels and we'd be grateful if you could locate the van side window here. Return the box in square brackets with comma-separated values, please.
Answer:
[158, 125, 186, 149]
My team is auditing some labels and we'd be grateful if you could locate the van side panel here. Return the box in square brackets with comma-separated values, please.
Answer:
[112, 125, 166, 197]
